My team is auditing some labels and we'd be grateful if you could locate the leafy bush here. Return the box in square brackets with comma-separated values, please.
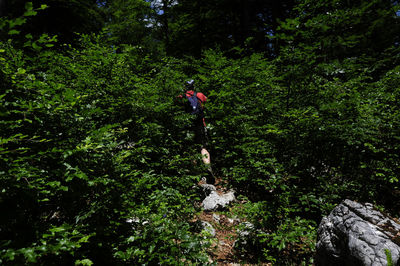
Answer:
[0, 9, 209, 264]
[1, 1, 400, 264]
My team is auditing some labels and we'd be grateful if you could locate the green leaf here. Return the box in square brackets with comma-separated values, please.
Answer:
[24, 41, 32, 47]
[22, 248, 37, 263]
[23, 10, 37, 16]
[25, 2, 33, 11]
[75, 259, 94, 266]
[17, 68, 26, 75]
[8, 29, 20, 35]
[149, 244, 155, 253]
[32, 42, 41, 51]
[9, 17, 26, 27]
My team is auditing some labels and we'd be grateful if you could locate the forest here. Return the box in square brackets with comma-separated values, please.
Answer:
[1, 0, 400, 264]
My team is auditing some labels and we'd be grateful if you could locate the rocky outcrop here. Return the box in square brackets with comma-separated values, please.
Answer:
[316, 199, 400, 266]
[200, 184, 235, 211]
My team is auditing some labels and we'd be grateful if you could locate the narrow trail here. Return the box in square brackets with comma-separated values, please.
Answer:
[195, 177, 272, 265]
[199, 178, 237, 264]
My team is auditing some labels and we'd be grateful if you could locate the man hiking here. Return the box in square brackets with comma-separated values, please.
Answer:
[176, 80, 215, 184]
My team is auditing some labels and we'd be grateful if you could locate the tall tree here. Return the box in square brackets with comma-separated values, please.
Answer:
[269, 0, 400, 205]
[276, 0, 400, 76]
[1, 0, 104, 44]
[151, 0, 295, 57]
[102, 0, 154, 46]
[273, 0, 400, 112]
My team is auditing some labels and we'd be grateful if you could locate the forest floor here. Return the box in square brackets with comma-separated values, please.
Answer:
[196, 178, 272, 265]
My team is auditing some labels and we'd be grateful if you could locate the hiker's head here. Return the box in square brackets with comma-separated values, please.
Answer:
[185, 79, 195, 89]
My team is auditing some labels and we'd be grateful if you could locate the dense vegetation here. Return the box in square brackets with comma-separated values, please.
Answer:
[1, 0, 399, 264]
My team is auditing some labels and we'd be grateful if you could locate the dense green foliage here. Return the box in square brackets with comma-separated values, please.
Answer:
[1, 0, 400, 264]
[1, 0, 103, 44]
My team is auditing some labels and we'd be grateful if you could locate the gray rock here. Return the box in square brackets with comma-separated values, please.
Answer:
[316, 199, 400, 266]
[196, 183, 217, 202]
[238, 222, 255, 238]
[201, 221, 216, 237]
[213, 213, 220, 223]
[200, 183, 217, 195]
[234, 222, 257, 252]
[201, 190, 235, 211]
[126, 217, 149, 226]
[236, 222, 255, 245]
[228, 216, 240, 224]
[126, 217, 140, 224]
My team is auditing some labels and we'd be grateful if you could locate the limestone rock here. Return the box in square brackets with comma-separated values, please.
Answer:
[316, 199, 400, 266]
[201, 190, 235, 211]
[237, 222, 255, 238]
[201, 221, 216, 237]
[200, 183, 217, 195]
[213, 213, 221, 223]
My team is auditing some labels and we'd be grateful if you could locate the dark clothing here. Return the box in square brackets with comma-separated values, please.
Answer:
[193, 116, 208, 149]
